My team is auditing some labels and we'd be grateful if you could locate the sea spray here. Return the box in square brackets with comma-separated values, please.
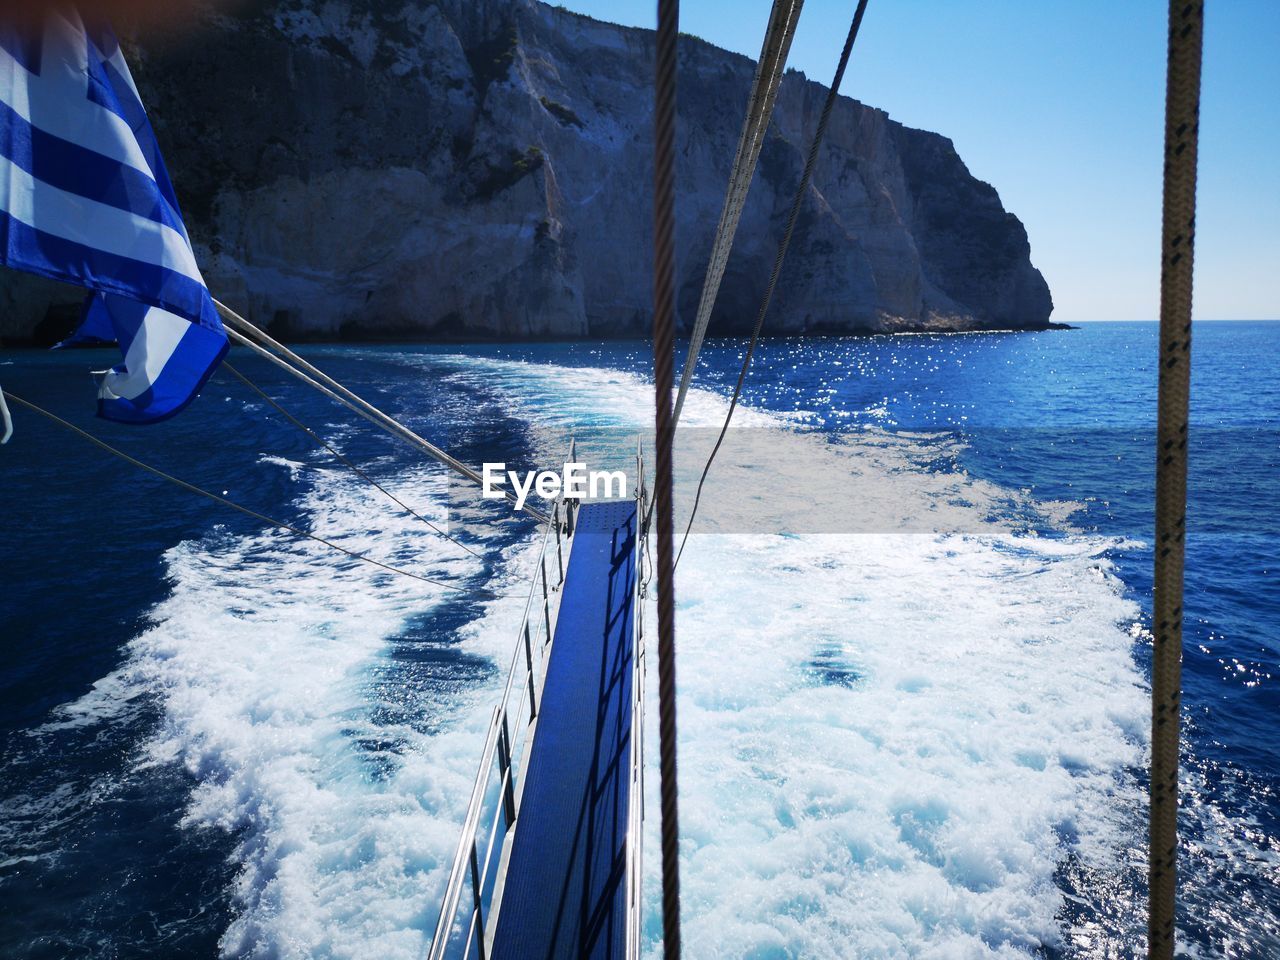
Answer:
[429, 354, 1150, 958]
[51, 352, 1149, 958]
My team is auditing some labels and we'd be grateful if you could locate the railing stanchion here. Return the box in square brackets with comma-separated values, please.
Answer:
[498, 716, 517, 826]
[555, 502, 566, 584]
[524, 621, 539, 718]
[469, 842, 486, 960]
[541, 556, 553, 641]
[566, 437, 578, 540]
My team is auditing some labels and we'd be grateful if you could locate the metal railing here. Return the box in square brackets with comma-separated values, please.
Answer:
[427, 438, 649, 960]
[427, 444, 580, 960]
[625, 440, 648, 960]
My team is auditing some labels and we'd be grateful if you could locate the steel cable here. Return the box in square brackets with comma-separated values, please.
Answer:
[222, 361, 486, 562]
[676, 0, 871, 569]
[4, 392, 505, 598]
[214, 301, 550, 524]
[651, 0, 682, 954]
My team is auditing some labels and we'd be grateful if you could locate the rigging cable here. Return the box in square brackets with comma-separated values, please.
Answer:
[214, 300, 551, 524]
[671, 0, 805, 428]
[651, 0, 682, 955]
[221, 360, 486, 562]
[1149, 1, 1203, 957]
[3, 392, 505, 598]
[675, 0, 871, 569]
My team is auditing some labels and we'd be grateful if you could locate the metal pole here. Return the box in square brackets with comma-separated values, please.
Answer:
[555, 501, 566, 584]
[524, 621, 539, 718]
[468, 843, 486, 960]
[498, 716, 517, 826]
[541, 555, 553, 641]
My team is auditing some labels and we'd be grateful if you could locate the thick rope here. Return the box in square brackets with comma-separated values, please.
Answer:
[676, 0, 870, 569]
[222, 361, 486, 561]
[3, 392, 501, 598]
[214, 301, 550, 524]
[652, 0, 682, 954]
[671, 0, 804, 428]
[1149, 1, 1203, 956]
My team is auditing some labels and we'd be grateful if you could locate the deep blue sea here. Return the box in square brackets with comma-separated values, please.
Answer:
[1, 321, 1276, 958]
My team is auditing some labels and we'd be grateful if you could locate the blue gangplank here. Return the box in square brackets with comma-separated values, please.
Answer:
[489, 499, 638, 960]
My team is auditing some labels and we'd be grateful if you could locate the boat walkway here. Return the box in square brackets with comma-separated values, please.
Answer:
[489, 499, 639, 960]
[428, 480, 645, 960]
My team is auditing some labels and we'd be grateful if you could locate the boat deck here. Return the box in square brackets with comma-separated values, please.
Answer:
[489, 499, 639, 960]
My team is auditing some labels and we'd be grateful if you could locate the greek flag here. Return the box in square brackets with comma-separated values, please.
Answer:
[0, 15, 226, 423]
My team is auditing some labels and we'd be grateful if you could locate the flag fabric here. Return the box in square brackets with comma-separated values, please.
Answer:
[0, 15, 226, 423]
[55, 292, 116, 347]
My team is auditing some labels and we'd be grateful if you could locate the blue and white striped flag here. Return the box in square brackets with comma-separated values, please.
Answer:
[0, 15, 227, 423]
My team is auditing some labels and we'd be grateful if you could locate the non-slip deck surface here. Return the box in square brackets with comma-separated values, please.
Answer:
[489, 500, 637, 960]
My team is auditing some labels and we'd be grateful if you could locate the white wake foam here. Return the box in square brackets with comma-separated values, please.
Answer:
[59, 454, 544, 958]
[437, 354, 1150, 958]
[63, 350, 1149, 958]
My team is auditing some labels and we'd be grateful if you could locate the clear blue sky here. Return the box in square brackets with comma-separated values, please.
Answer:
[557, 0, 1279, 322]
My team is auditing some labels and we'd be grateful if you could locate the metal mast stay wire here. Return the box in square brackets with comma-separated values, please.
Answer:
[3, 391, 510, 598]
[221, 360, 486, 562]
[213, 300, 552, 525]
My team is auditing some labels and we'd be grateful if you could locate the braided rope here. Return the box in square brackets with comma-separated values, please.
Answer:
[1149, 1, 1203, 956]
[672, 0, 805, 428]
[651, 0, 682, 954]
[676, 0, 871, 568]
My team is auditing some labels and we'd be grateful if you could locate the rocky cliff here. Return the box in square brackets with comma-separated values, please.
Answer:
[0, 0, 1053, 343]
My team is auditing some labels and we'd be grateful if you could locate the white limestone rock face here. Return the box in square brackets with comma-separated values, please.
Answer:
[0, 0, 1052, 343]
